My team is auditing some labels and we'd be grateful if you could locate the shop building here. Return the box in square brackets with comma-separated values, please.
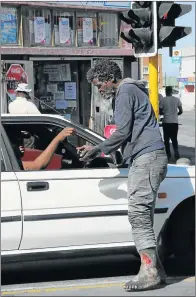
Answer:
[1, 1, 140, 134]
[141, 54, 163, 89]
[178, 47, 195, 110]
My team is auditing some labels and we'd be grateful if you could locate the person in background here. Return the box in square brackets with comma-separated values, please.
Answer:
[159, 86, 183, 161]
[9, 83, 41, 114]
[77, 59, 168, 292]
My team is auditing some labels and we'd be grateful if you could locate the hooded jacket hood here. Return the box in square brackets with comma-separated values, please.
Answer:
[116, 78, 149, 96]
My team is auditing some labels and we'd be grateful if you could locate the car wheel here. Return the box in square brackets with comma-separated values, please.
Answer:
[171, 203, 195, 274]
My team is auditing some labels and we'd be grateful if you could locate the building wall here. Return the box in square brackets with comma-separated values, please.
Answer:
[1, 2, 140, 134]
[141, 54, 163, 89]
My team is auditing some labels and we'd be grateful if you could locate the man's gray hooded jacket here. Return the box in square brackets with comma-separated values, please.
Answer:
[98, 78, 164, 164]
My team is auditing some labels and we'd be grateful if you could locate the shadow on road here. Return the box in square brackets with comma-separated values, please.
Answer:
[168, 144, 195, 165]
[2, 255, 194, 286]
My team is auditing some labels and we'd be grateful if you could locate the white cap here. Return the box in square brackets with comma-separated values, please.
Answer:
[15, 83, 32, 93]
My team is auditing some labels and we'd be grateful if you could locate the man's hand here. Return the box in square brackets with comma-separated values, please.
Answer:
[77, 145, 101, 162]
[56, 128, 75, 142]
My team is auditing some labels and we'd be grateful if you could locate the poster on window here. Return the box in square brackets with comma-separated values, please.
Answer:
[44, 64, 71, 82]
[55, 99, 67, 109]
[83, 18, 93, 44]
[1, 7, 17, 44]
[65, 82, 76, 100]
[34, 17, 46, 44]
[59, 18, 71, 44]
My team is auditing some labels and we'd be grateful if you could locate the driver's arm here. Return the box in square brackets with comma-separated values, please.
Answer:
[22, 128, 75, 170]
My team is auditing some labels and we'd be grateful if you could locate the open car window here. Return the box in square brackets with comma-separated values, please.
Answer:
[3, 122, 117, 171]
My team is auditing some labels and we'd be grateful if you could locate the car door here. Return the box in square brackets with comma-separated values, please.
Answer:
[3, 117, 132, 250]
[1, 129, 22, 251]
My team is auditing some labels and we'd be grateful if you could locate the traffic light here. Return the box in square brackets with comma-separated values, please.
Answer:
[119, 2, 158, 57]
[157, 2, 192, 48]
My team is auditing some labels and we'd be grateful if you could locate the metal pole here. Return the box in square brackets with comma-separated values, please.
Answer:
[149, 54, 159, 119]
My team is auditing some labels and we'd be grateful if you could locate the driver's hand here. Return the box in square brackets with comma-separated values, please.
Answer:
[56, 128, 75, 142]
[77, 145, 101, 162]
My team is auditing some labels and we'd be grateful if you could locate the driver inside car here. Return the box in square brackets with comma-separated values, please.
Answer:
[10, 128, 75, 170]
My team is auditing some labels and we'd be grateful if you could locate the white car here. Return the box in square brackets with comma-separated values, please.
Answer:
[1, 114, 195, 273]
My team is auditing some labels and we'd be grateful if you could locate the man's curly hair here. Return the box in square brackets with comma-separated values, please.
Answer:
[86, 59, 122, 83]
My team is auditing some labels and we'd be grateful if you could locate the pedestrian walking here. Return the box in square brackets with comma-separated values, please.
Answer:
[9, 83, 41, 114]
[77, 59, 168, 292]
[159, 86, 183, 161]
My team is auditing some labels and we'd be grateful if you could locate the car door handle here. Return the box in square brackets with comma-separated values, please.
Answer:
[27, 182, 49, 192]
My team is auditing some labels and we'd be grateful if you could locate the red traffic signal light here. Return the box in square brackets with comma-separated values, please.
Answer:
[119, 2, 158, 57]
[158, 2, 192, 48]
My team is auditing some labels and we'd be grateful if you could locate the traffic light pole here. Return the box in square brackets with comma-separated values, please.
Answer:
[149, 54, 159, 119]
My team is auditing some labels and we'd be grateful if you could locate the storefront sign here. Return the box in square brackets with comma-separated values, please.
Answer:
[6, 64, 28, 82]
[172, 56, 181, 64]
[6, 64, 28, 101]
[1, 7, 17, 44]
[83, 18, 93, 44]
[177, 77, 188, 82]
[34, 17, 46, 44]
[172, 49, 182, 64]
[104, 125, 116, 138]
[59, 18, 70, 44]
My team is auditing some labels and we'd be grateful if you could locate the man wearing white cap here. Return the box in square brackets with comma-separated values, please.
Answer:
[9, 83, 41, 114]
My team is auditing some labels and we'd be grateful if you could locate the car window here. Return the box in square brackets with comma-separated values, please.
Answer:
[3, 122, 116, 171]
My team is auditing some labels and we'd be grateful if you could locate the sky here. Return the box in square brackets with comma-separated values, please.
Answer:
[159, 1, 195, 77]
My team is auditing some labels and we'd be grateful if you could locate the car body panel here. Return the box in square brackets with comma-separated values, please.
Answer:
[1, 114, 195, 261]
[1, 171, 22, 251]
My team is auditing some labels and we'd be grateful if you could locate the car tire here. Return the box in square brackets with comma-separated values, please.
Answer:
[171, 202, 195, 274]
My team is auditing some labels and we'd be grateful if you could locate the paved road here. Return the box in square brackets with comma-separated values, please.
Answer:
[2, 256, 195, 296]
[160, 109, 195, 164]
[2, 275, 195, 296]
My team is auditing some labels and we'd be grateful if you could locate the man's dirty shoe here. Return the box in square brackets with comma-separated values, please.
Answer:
[124, 248, 166, 292]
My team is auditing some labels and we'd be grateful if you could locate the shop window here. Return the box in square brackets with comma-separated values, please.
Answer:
[1, 6, 19, 45]
[28, 8, 51, 46]
[76, 12, 97, 47]
[53, 10, 75, 47]
[34, 61, 79, 123]
[143, 66, 149, 74]
[99, 13, 118, 47]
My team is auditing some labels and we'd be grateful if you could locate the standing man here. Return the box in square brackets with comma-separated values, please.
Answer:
[77, 59, 168, 292]
[159, 86, 183, 161]
[9, 83, 41, 114]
